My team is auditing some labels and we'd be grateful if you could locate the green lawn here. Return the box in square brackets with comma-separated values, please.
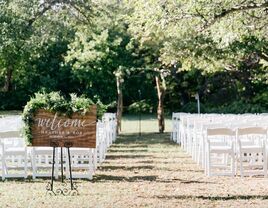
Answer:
[1, 115, 268, 207]
[121, 114, 172, 133]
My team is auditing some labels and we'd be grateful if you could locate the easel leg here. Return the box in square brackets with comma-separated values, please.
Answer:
[51, 146, 56, 192]
[67, 147, 74, 190]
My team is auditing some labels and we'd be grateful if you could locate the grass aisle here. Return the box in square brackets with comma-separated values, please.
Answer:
[91, 132, 268, 208]
[1, 116, 268, 207]
[90, 133, 268, 207]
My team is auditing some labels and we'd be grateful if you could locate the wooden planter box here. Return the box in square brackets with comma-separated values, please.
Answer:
[31, 105, 97, 148]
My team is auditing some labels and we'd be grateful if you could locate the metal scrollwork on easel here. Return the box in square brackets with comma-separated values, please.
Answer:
[46, 140, 79, 196]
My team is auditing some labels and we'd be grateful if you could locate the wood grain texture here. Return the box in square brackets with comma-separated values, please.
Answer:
[31, 105, 97, 148]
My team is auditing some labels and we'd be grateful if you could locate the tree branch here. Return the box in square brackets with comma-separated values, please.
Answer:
[28, 0, 65, 27]
[201, 1, 268, 31]
[259, 52, 268, 62]
[16, 0, 66, 51]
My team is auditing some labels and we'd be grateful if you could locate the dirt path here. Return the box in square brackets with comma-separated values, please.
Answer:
[90, 132, 268, 208]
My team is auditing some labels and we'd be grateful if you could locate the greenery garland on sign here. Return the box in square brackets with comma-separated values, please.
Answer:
[22, 92, 107, 145]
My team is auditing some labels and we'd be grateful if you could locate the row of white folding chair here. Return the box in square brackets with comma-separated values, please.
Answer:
[0, 132, 63, 181]
[180, 115, 219, 155]
[95, 121, 108, 165]
[190, 120, 267, 169]
[205, 126, 268, 177]
[32, 146, 94, 180]
[171, 113, 179, 142]
[170, 112, 187, 144]
[193, 120, 261, 167]
[171, 113, 268, 177]
[0, 113, 117, 180]
[102, 113, 117, 145]
[179, 118, 266, 171]
[61, 114, 117, 180]
[58, 113, 117, 179]
[176, 113, 268, 154]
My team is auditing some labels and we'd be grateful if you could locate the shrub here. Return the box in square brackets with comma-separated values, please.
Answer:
[180, 102, 206, 113]
[128, 100, 153, 114]
[206, 101, 267, 114]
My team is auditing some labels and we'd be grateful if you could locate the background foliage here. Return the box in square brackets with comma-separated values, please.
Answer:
[0, 0, 267, 114]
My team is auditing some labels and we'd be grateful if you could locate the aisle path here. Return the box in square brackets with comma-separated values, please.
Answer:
[94, 132, 195, 183]
[89, 132, 268, 208]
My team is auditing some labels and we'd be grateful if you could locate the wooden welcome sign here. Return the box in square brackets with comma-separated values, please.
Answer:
[31, 105, 97, 148]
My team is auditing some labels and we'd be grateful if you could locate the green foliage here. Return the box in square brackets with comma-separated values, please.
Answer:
[206, 101, 267, 114]
[22, 92, 106, 145]
[0, 90, 30, 110]
[128, 100, 153, 114]
[180, 102, 206, 114]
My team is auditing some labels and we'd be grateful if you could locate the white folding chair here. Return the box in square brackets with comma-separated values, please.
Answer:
[205, 128, 236, 177]
[0, 130, 28, 180]
[65, 148, 94, 180]
[96, 121, 106, 165]
[236, 127, 267, 177]
[30, 147, 59, 179]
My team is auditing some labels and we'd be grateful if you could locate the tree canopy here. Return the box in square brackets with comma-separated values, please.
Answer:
[0, 0, 267, 119]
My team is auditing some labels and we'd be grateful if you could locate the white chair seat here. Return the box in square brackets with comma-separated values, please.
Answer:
[5, 147, 26, 153]
[210, 146, 233, 153]
[240, 146, 263, 152]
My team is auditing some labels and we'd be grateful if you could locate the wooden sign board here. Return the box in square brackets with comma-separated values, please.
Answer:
[31, 105, 97, 148]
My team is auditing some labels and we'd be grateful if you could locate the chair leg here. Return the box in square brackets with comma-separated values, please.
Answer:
[263, 148, 267, 177]
[88, 150, 93, 180]
[223, 154, 228, 166]
[197, 141, 201, 165]
[24, 149, 27, 179]
[240, 152, 244, 178]
[207, 150, 211, 177]
[204, 147, 207, 175]
[31, 149, 36, 179]
[2, 154, 6, 181]
[231, 151, 235, 177]
[1, 156, 5, 181]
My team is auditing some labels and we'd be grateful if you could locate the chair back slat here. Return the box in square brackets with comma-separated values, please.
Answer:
[237, 127, 267, 135]
[207, 128, 235, 136]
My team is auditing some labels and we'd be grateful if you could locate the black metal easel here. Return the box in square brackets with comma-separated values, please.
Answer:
[46, 140, 78, 196]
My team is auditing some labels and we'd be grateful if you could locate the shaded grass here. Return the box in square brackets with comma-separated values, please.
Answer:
[92, 175, 158, 183]
[155, 194, 268, 201]
[99, 165, 154, 171]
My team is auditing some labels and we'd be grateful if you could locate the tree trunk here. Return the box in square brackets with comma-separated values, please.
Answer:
[116, 75, 123, 134]
[4, 65, 13, 92]
[155, 75, 166, 133]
